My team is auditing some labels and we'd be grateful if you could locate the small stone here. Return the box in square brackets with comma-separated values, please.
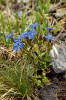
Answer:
[23, 0, 30, 3]
[50, 44, 66, 73]
[55, 13, 64, 18]
[49, 2, 66, 18]
[39, 84, 62, 100]
[17, 0, 21, 3]
[18, 10, 22, 18]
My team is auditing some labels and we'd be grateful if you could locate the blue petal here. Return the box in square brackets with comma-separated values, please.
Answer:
[21, 33, 27, 39]
[14, 39, 19, 42]
[33, 32, 37, 35]
[20, 44, 24, 49]
[6, 34, 12, 39]
[52, 38, 55, 41]
[45, 35, 56, 41]
[30, 24, 34, 27]
[17, 47, 21, 51]
[45, 27, 55, 34]
[27, 30, 31, 33]
[31, 29, 35, 33]
[14, 43, 18, 46]
[11, 31, 14, 35]
[52, 36, 56, 39]
[45, 27, 55, 30]
[6, 31, 14, 40]
[26, 30, 31, 36]
[45, 36, 49, 39]
[21, 32, 31, 39]
[27, 76, 32, 80]
[35, 23, 39, 26]
[21, 33, 26, 36]
[13, 47, 18, 50]
[18, 44, 24, 50]
[19, 42, 23, 46]
[14, 39, 22, 43]
[30, 23, 39, 28]
[18, 37, 21, 40]
[28, 35, 35, 40]
[34, 51, 38, 56]
[13, 46, 20, 51]
[48, 35, 52, 38]
[45, 35, 52, 39]
[52, 36, 56, 41]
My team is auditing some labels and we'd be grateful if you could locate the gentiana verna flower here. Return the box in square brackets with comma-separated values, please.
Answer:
[45, 27, 55, 34]
[21, 29, 37, 40]
[26, 29, 37, 40]
[13, 39, 24, 51]
[31, 28, 35, 33]
[21, 32, 27, 39]
[45, 35, 56, 41]
[30, 23, 39, 30]
[21, 30, 31, 40]
[26, 30, 32, 38]
[34, 51, 38, 56]
[27, 76, 32, 80]
[6, 31, 14, 41]
[31, 56, 34, 60]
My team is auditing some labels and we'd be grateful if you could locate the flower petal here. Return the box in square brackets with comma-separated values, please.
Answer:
[45, 35, 56, 41]
[30, 23, 39, 28]
[6, 31, 14, 40]
[14, 43, 18, 46]
[13, 47, 17, 50]
[31, 29, 35, 33]
[14, 39, 19, 42]
[45, 27, 55, 30]
[28, 35, 35, 40]
[17, 47, 21, 51]
[33, 32, 37, 35]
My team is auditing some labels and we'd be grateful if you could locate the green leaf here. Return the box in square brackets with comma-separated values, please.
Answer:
[37, 80, 41, 86]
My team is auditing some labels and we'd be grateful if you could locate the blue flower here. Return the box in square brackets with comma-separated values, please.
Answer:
[21, 31, 31, 40]
[6, 31, 14, 41]
[34, 51, 38, 56]
[49, 65, 53, 69]
[31, 28, 35, 33]
[13, 39, 24, 51]
[27, 76, 32, 80]
[45, 35, 56, 41]
[31, 29, 37, 36]
[27, 29, 37, 40]
[28, 34, 35, 40]
[31, 56, 34, 60]
[21, 32, 27, 40]
[20, 29, 37, 40]
[30, 23, 39, 30]
[26, 30, 32, 37]
[45, 27, 55, 34]
[22, 29, 37, 40]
